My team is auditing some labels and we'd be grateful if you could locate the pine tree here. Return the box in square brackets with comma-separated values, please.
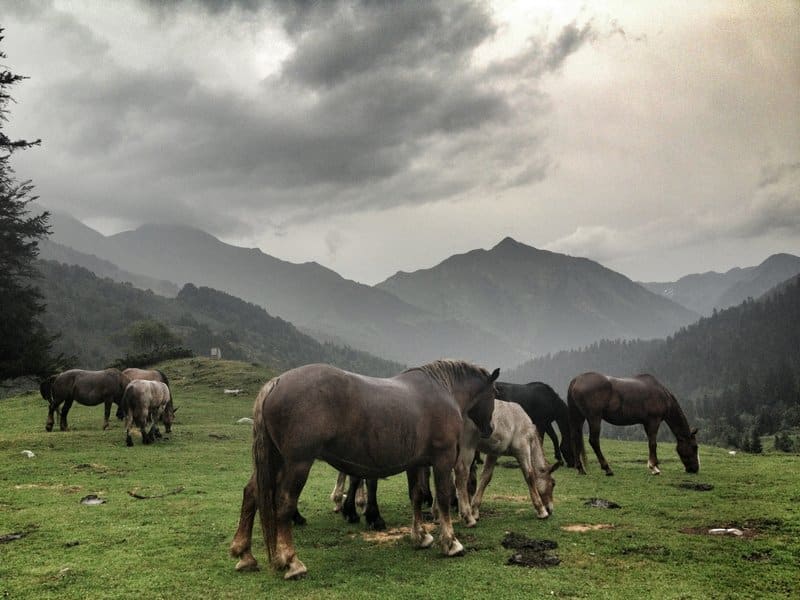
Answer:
[0, 28, 57, 379]
[749, 426, 763, 454]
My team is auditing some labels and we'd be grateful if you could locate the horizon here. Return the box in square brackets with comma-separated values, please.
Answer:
[5, 1, 799, 285]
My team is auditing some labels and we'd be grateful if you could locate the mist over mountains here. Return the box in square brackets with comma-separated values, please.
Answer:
[38, 207, 797, 371]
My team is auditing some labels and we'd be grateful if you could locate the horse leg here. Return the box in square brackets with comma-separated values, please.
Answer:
[407, 467, 434, 549]
[125, 411, 134, 447]
[432, 454, 465, 557]
[544, 423, 562, 464]
[341, 476, 361, 524]
[420, 466, 434, 507]
[273, 460, 312, 580]
[363, 479, 386, 531]
[588, 418, 613, 476]
[103, 400, 112, 430]
[469, 454, 498, 520]
[645, 422, 661, 475]
[330, 471, 348, 512]
[230, 473, 260, 571]
[59, 398, 74, 431]
[454, 450, 477, 528]
[569, 409, 588, 474]
[46, 400, 61, 432]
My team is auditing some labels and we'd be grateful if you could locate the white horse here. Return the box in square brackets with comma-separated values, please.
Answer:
[454, 399, 559, 526]
[122, 379, 174, 446]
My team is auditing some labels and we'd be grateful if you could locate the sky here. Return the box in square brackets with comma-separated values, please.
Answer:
[2, 0, 798, 285]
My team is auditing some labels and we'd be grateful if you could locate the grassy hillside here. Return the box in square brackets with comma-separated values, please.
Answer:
[1, 358, 798, 599]
[36, 260, 403, 376]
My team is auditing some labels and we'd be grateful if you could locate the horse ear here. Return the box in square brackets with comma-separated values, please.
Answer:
[548, 461, 561, 474]
[489, 368, 500, 382]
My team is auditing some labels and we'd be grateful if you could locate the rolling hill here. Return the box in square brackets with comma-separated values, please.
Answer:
[36, 260, 403, 376]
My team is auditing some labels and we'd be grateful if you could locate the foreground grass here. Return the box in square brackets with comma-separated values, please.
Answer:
[1, 358, 798, 599]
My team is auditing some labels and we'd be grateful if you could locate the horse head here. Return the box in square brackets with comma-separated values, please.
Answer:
[162, 401, 176, 434]
[537, 461, 560, 516]
[467, 368, 499, 438]
[676, 427, 699, 473]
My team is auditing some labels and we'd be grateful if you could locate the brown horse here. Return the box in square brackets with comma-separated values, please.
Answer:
[40, 368, 130, 431]
[229, 359, 499, 579]
[568, 372, 699, 476]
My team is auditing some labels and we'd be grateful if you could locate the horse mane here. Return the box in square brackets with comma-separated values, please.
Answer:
[405, 359, 490, 392]
[663, 389, 692, 440]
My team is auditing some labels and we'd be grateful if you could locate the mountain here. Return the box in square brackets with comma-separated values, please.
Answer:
[505, 274, 800, 446]
[36, 260, 403, 376]
[42, 210, 518, 367]
[641, 253, 800, 315]
[38, 239, 180, 297]
[376, 237, 698, 359]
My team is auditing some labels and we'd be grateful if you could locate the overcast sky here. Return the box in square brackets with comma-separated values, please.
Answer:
[3, 0, 798, 284]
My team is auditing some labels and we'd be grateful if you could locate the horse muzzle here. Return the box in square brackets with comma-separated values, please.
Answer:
[478, 425, 493, 439]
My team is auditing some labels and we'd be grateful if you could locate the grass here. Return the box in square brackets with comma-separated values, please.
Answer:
[1, 357, 799, 599]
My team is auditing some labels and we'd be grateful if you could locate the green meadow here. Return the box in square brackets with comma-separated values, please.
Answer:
[1, 358, 798, 599]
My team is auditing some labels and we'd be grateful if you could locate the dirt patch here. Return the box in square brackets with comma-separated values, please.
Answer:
[208, 433, 231, 440]
[584, 498, 621, 509]
[360, 524, 435, 545]
[490, 494, 528, 503]
[502, 532, 560, 568]
[677, 482, 714, 491]
[500, 460, 518, 469]
[14, 483, 82, 494]
[0, 524, 38, 544]
[681, 518, 784, 539]
[561, 523, 614, 533]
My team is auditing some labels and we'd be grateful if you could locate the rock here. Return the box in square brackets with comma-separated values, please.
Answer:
[236, 417, 254, 425]
[21, 450, 35, 458]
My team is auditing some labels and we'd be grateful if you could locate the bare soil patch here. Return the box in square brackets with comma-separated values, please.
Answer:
[681, 517, 784, 539]
[561, 523, 615, 533]
[502, 532, 559, 568]
[360, 523, 435, 545]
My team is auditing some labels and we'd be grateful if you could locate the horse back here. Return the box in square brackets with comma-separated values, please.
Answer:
[497, 381, 563, 426]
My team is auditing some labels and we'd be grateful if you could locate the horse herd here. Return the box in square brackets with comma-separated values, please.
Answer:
[37, 359, 699, 581]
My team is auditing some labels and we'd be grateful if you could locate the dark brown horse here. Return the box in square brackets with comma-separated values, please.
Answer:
[568, 372, 699, 476]
[40, 369, 130, 431]
[229, 359, 499, 579]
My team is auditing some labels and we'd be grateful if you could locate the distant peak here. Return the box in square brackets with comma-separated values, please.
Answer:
[491, 236, 538, 253]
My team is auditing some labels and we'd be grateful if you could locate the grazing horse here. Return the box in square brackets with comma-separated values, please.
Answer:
[119, 368, 171, 418]
[567, 372, 699, 476]
[229, 359, 499, 579]
[496, 381, 573, 466]
[40, 369, 130, 431]
[121, 379, 175, 446]
[454, 399, 559, 527]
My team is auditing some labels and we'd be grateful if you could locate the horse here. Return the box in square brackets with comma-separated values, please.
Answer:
[454, 399, 559, 527]
[40, 368, 130, 431]
[495, 381, 573, 466]
[229, 359, 499, 579]
[121, 379, 175, 446]
[567, 372, 699, 476]
[119, 368, 171, 418]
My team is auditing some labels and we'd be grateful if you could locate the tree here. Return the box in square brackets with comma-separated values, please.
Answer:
[0, 28, 57, 379]
[126, 319, 182, 354]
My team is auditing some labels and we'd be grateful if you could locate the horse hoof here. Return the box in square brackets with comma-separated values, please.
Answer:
[368, 517, 386, 531]
[605, 471, 614, 477]
[45, 425, 53, 432]
[284, 558, 307, 580]
[536, 510, 550, 520]
[445, 540, 465, 557]
[417, 533, 434, 549]
[126, 439, 133, 447]
[345, 514, 360, 524]
[464, 518, 477, 528]
[235, 556, 259, 572]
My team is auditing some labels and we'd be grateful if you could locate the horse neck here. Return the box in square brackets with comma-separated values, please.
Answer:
[663, 396, 691, 441]
[529, 430, 549, 474]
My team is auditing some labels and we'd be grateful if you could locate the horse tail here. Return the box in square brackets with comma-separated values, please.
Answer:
[119, 383, 134, 422]
[254, 377, 281, 564]
[566, 379, 586, 469]
[40, 375, 56, 403]
[156, 369, 170, 389]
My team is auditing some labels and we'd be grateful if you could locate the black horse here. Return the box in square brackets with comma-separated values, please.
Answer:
[495, 381, 573, 467]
